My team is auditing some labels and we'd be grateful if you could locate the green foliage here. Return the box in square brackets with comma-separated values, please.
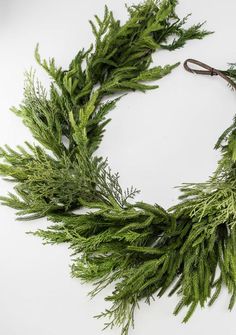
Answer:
[0, 143, 102, 218]
[0, 0, 213, 334]
[0, 0, 209, 218]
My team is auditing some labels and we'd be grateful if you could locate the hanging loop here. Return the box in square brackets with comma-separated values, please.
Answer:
[183, 58, 236, 90]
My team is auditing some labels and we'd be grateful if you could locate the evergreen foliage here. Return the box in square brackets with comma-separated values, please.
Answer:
[0, 1, 215, 334]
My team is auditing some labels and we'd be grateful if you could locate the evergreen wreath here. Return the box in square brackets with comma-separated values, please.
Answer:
[3, 1, 236, 334]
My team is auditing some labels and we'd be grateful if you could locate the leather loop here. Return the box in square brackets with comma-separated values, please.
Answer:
[183, 58, 236, 89]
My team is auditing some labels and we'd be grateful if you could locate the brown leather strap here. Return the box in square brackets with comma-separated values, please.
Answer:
[183, 58, 236, 90]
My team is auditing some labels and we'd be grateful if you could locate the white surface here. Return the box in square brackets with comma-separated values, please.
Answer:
[1, 0, 236, 334]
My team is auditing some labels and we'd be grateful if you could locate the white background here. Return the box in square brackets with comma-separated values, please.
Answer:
[1, 0, 236, 334]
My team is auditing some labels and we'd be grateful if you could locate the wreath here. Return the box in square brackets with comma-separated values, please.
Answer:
[1, 1, 236, 334]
